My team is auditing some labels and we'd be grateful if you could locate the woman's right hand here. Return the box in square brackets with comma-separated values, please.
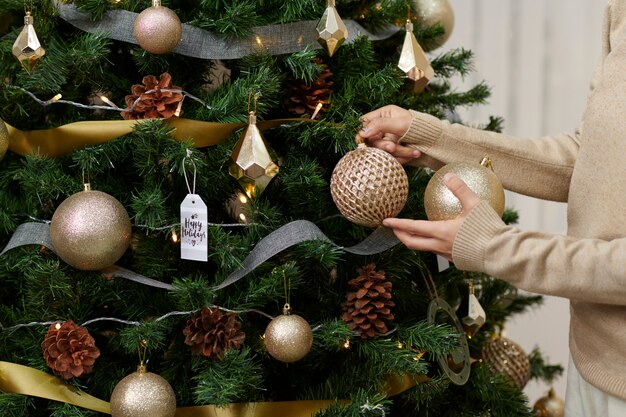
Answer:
[356, 105, 422, 164]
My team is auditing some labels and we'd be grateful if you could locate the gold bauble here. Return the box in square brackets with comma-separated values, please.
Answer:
[0, 117, 8, 161]
[482, 336, 531, 390]
[133, 2, 182, 54]
[413, 0, 455, 50]
[331, 145, 409, 228]
[264, 307, 313, 363]
[424, 160, 504, 221]
[533, 388, 565, 417]
[110, 364, 176, 417]
[50, 185, 132, 271]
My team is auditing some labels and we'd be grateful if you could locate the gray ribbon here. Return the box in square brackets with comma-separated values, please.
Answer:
[1, 220, 399, 290]
[56, 3, 400, 60]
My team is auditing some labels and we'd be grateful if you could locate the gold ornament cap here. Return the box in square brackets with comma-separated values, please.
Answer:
[398, 20, 434, 92]
[12, 12, 46, 73]
[228, 111, 279, 196]
[316, 0, 348, 57]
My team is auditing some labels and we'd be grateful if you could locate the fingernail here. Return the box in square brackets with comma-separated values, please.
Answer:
[360, 127, 370, 134]
[443, 172, 454, 184]
[382, 219, 390, 227]
[412, 150, 420, 157]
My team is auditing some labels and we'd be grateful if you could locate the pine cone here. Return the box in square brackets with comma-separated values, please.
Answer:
[122, 72, 183, 120]
[183, 307, 245, 359]
[41, 320, 100, 379]
[286, 58, 333, 117]
[341, 264, 395, 339]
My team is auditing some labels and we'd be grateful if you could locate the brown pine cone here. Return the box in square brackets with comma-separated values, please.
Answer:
[41, 320, 100, 379]
[183, 307, 245, 359]
[286, 58, 333, 117]
[341, 264, 395, 339]
[122, 72, 183, 120]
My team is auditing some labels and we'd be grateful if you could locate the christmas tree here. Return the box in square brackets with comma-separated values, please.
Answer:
[0, 0, 562, 416]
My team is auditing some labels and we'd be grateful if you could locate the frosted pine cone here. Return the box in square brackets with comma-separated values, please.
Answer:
[122, 72, 183, 120]
[183, 307, 245, 359]
[341, 264, 395, 339]
[41, 320, 100, 379]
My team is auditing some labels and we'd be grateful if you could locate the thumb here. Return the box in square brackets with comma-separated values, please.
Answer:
[443, 173, 481, 213]
[360, 117, 405, 139]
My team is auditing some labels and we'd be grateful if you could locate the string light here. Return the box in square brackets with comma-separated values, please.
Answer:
[238, 193, 248, 204]
[311, 102, 323, 120]
[343, 338, 350, 349]
[170, 230, 179, 243]
[47, 94, 62, 103]
[99, 95, 120, 109]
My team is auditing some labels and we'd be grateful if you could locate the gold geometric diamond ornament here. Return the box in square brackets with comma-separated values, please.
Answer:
[316, 0, 348, 57]
[398, 20, 434, 92]
[12, 12, 46, 73]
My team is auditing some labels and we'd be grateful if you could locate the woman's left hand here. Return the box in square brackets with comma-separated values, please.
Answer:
[382, 173, 481, 261]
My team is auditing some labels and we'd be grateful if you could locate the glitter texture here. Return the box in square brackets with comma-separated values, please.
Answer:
[50, 190, 131, 270]
[264, 314, 313, 363]
[110, 368, 176, 417]
[331, 146, 409, 228]
[133, 5, 182, 54]
[424, 162, 504, 221]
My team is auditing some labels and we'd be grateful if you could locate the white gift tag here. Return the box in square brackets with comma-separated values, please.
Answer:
[180, 194, 208, 261]
[436, 255, 451, 272]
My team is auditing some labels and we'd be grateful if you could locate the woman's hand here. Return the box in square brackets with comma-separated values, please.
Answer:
[382, 173, 481, 261]
[356, 105, 421, 164]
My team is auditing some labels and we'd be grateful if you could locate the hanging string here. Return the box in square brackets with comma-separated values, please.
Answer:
[283, 270, 291, 308]
[24, 0, 33, 15]
[421, 263, 439, 300]
[182, 149, 197, 195]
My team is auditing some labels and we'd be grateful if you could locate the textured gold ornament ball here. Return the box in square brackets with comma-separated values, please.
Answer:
[110, 367, 177, 417]
[50, 189, 132, 271]
[482, 336, 531, 390]
[533, 388, 565, 417]
[331, 146, 409, 228]
[424, 161, 504, 221]
[133, 6, 182, 54]
[413, 0, 455, 50]
[0, 117, 9, 161]
[264, 313, 313, 363]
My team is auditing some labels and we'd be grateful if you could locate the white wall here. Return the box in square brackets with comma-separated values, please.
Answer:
[443, 0, 606, 404]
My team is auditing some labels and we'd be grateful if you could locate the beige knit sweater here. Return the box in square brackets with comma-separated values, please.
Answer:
[400, 0, 626, 400]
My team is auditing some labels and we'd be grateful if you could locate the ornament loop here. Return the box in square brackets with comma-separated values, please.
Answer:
[182, 149, 197, 195]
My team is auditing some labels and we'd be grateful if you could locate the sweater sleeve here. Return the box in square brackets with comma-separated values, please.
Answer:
[452, 201, 626, 306]
[399, 112, 580, 202]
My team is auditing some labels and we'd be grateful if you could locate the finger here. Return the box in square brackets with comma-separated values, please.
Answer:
[383, 218, 438, 235]
[443, 173, 481, 212]
[360, 105, 396, 124]
[359, 117, 405, 139]
[392, 229, 451, 257]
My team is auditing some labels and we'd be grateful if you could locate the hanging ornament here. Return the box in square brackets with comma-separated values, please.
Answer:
[398, 19, 435, 92]
[461, 279, 486, 338]
[341, 264, 395, 339]
[183, 307, 246, 359]
[412, 0, 455, 51]
[424, 156, 505, 221]
[331, 144, 409, 228]
[134, 0, 182, 55]
[228, 111, 279, 197]
[0, 117, 8, 161]
[12, 9, 46, 73]
[427, 297, 471, 385]
[50, 183, 132, 270]
[316, 0, 348, 57]
[110, 363, 176, 417]
[264, 304, 313, 363]
[533, 388, 565, 417]
[482, 334, 532, 390]
[40, 321, 100, 380]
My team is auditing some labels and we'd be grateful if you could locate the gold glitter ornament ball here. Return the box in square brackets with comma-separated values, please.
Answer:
[0, 117, 9, 161]
[50, 187, 132, 271]
[424, 161, 504, 221]
[331, 145, 409, 228]
[110, 365, 176, 417]
[133, 4, 182, 54]
[533, 388, 565, 417]
[412, 0, 455, 51]
[264, 309, 313, 363]
[482, 336, 531, 390]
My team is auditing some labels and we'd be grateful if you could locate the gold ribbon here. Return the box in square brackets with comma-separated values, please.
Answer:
[5, 118, 312, 158]
[0, 361, 426, 416]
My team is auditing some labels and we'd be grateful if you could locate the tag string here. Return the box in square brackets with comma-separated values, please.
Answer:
[182, 150, 197, 195]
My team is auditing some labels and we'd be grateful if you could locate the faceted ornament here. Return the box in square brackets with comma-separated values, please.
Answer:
[12, 13, 45, 73]
[398, 20, 434, 92]
[316, 0, 348, 57]
[229, 112, 279, 196]
[462, 281, 486, 338]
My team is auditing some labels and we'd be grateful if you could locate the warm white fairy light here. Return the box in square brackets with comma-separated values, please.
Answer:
[238, 193, 248, 204]
[311, 102, 323, 120]
[239, 213, 247, 222]
[170, 230, 179, 243]
[47, 94, 62, 102]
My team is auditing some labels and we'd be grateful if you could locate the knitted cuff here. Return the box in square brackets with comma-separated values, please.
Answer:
[452, 201, 505, 272]
[399, 110, 443, 150]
